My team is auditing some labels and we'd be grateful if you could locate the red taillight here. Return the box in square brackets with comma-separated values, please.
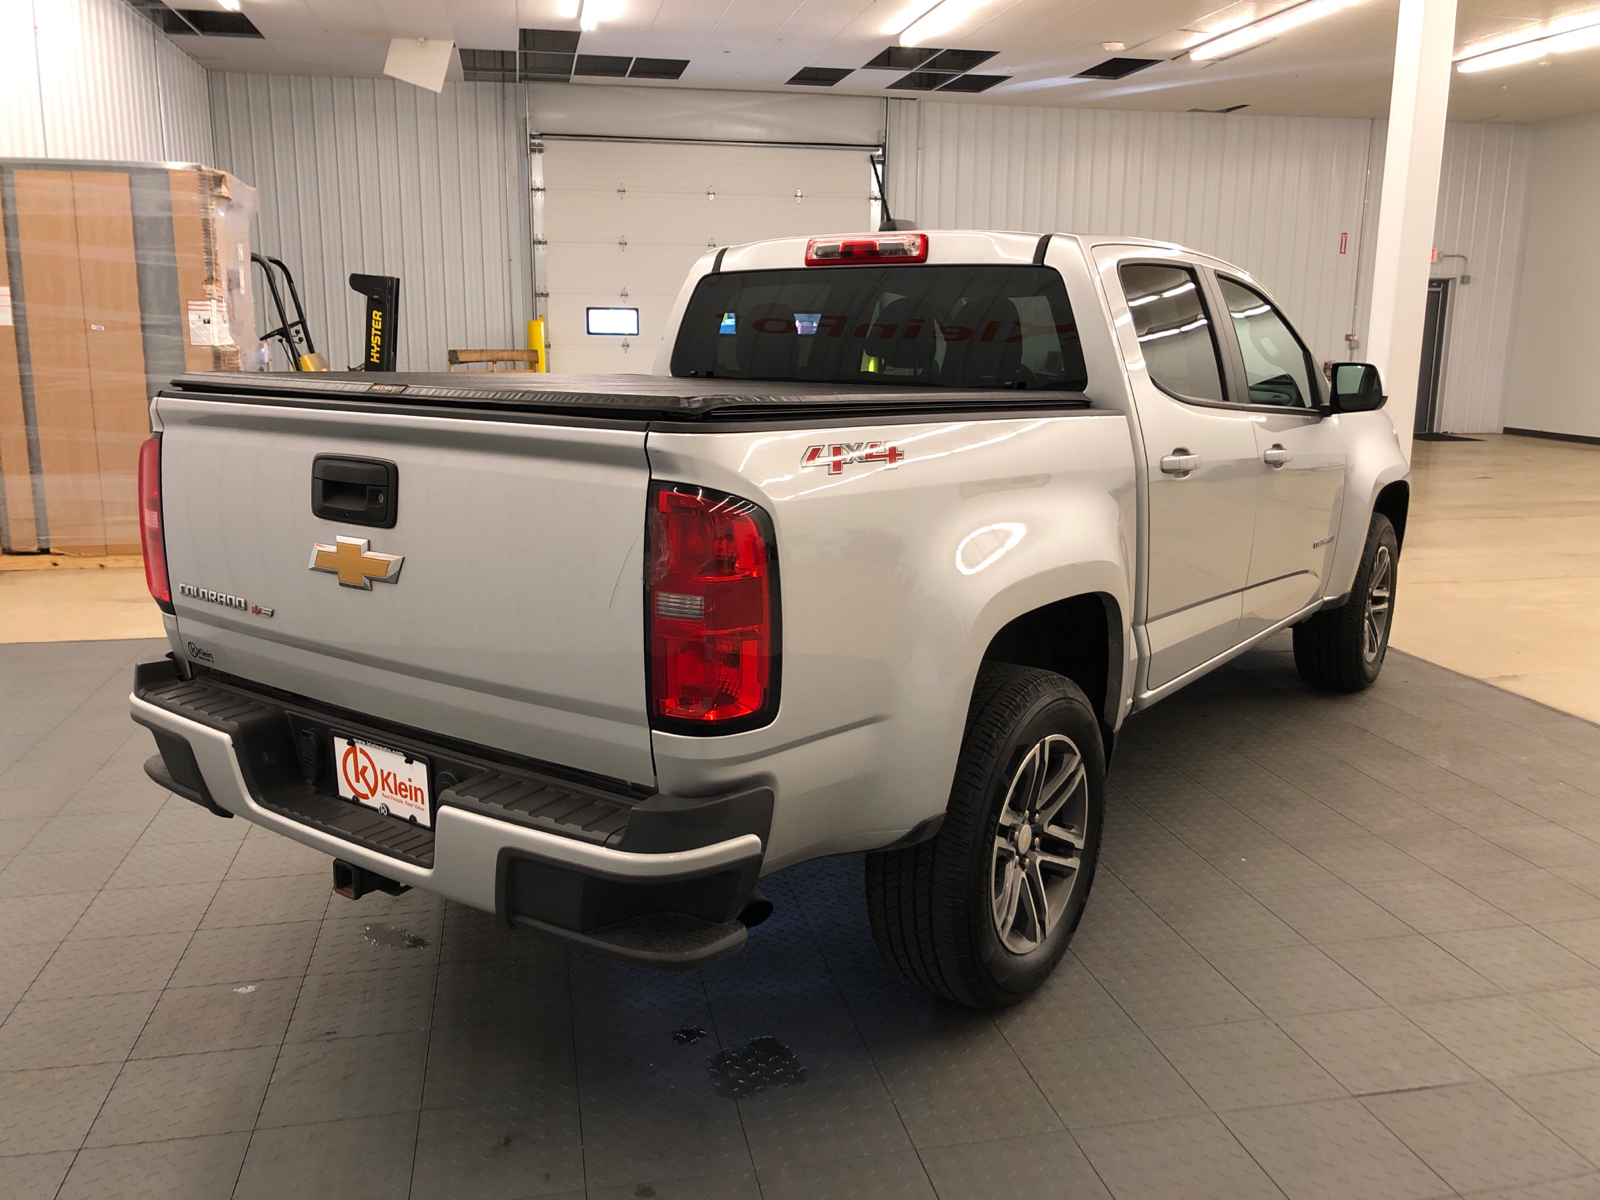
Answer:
[647, 484, 779, 732]
[805, 232, 928, 266]
[137, 435, 173, 613]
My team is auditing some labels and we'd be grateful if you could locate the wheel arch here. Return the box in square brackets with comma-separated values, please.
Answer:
[979, 591, 1125, 756]
[1325, 416, 1409, 602]
[1373, 479, 1410, 549]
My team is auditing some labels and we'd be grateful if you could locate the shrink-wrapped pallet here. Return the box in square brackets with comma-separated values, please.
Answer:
[0, 162, 259, 555]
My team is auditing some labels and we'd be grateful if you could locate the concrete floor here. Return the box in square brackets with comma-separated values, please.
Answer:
[0, 556, 162, 645]
[1392, 434, 1600, 724]
[3, 633, 1599, 1199]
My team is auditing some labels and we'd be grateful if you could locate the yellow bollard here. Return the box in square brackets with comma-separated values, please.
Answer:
[527, 318, 547, 372]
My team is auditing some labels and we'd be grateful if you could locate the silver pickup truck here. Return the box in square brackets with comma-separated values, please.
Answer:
[130, 230, 1408, 1009]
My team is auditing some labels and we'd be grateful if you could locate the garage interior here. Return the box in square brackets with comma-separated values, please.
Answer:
[3, 0, 1600, 1197]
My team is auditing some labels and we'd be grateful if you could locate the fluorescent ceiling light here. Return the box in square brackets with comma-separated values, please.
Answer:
[217, 0, 240, 9]
[1455, 14, 1600, 72]
[579, 0, 625, 32]
[898, 0, 991, 47]
[1189, 0, 1359, 62]
[885, 1, 940, 34]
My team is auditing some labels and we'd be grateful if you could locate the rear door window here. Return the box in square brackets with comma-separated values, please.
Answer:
[671, 265, 1087, 390]
[1117, 263, 1225, 403]
[1217, 277, 1318, 408]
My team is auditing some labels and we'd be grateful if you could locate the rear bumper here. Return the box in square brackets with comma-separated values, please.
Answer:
[130, 659, 768, 967]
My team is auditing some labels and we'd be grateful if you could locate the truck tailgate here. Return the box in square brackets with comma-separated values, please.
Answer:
[154, 394, 654, 786]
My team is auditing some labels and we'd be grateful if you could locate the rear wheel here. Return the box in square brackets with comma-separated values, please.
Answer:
[865, 664, 1104, 1009]
[1293, 512, 1398, 692]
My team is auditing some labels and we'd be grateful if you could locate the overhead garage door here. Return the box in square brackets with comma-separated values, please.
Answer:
[539, 140, 873, 374]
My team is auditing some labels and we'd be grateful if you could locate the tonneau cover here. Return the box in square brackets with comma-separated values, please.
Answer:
[167, 371, 1091, 421]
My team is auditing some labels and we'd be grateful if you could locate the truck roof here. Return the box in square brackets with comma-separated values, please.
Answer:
[699, 230, 1250, 288]
[165, 371, 1091, 423]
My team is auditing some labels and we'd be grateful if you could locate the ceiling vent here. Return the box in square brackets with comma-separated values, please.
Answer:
[863, 46, 941, 69]
[887, 71, 960, 91]
[124, 0, 196, 35]
[460, 49, 517, 82]
[522, 29, 580, 53]
[922, 49, 996, 72]
[629, 58, 689, 79]
[460, 32, 690, 85]
[125, 1, 264, 37]
[787, 67, 855, 86]
[576, 54, 633, 77]
[938, 74, 1009, 92]
[1075, 57, 1162, 79]
[865, 45, 1008, 92]
[522, 50, 575, 81]
[173, 8, 263, 36]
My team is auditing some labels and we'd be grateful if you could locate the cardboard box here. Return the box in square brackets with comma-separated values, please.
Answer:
[0, 161, 258, 555]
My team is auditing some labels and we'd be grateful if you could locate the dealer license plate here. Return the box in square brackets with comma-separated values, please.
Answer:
[334, 733, 431, 828]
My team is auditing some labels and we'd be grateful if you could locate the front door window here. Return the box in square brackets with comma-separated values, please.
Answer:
[1217, 277, 1316, 409]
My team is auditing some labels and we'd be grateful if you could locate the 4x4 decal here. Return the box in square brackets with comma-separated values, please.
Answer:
[800, 442, 904, 475]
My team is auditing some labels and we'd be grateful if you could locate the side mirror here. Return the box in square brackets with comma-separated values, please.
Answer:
[1330, 362, 1386, 412]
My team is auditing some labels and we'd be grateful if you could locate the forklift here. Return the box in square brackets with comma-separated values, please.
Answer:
[252, 253, 327, 371]
[253, 255, 401, 372]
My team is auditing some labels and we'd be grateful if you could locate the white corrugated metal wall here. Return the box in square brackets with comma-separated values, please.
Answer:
[209, 74, 532, 373]
[1346, 120, 1531, 433]
[0, 0, 212, 162]
[886, 100, 1372, 372]
[201, 79, 1529, 421]
[886, 99, 1530, 432]
[0, 3, 47, 158]
[1424, 124, 1529, 433]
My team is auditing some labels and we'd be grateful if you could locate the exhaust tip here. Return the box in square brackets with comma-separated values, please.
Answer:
[738, 889, 773, 929]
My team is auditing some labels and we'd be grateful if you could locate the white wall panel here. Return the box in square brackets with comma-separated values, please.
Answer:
[3, 0, 212, 163]
[890, 102, 1374, 369]
[1504, 112, 1600, 439]
[887, 100, 1531, 432]
[0, 3, 47, 158]
[1349, 119, 1530, 432]
[206, 77, 1529, 422]
[884, 98, 919, 227]
[1428, 123, 1529, 432]
[529, 82, 884, 145]
[210, 74, 533, 373]
[152, 21, 213, 165]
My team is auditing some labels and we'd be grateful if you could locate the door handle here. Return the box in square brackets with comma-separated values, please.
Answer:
[1263, 445, 1291, 467]
[1159, 451, 1200, 476]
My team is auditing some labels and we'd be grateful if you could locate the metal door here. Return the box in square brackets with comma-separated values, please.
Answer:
[537, 140, 872, 374]
[1415, 279, 1449, 435]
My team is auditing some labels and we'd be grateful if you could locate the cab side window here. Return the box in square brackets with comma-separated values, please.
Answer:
[1217, 277, 1317, 409]
[1118, 263, 1225, 403]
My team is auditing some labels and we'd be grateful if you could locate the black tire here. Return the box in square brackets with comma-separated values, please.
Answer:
[1293, 512, 1399, 692]
[865, 663, 1105, 1010]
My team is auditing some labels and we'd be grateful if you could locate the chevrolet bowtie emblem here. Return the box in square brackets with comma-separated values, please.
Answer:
[309, 536, 404, 589]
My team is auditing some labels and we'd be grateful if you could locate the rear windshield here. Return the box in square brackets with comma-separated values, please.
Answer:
[670, 265, 1088, 390]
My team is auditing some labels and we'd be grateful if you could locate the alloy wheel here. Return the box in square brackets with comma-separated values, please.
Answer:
[989, 734, 1088, 954]
[1363, 544, 1393, 664]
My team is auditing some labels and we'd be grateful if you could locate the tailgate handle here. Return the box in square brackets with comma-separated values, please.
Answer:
[312, 455, 398, 528]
